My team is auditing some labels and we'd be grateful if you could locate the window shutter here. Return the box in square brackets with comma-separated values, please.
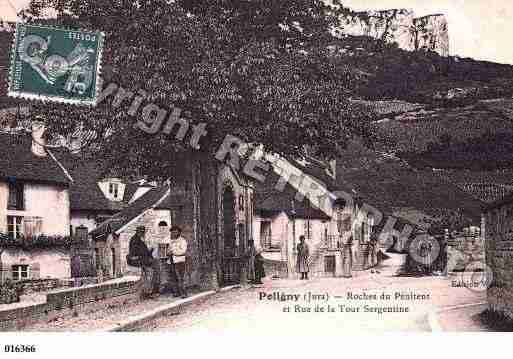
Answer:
[24, 217, 35, 238]
[31, 263, 40, 280]
[23, 217, 43, 238]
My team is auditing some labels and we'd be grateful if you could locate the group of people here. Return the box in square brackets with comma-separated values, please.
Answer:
[128, 225, 188, 299]
[128, 226, 312, 297]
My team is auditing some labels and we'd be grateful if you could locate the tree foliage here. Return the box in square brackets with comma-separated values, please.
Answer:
[22, 0, 375, 178]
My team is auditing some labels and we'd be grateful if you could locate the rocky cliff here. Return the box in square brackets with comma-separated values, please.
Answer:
[342, 9, 450, 56]
[413, 14, 449, 57]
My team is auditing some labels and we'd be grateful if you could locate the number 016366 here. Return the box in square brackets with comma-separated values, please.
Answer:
[4, 345, 36, 353]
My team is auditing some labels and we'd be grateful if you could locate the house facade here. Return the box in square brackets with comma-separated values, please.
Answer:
[0, 126, 72, 283]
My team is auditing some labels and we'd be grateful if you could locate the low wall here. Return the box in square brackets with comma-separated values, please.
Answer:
[0, 277, 139, 331]
[19, 279, 66, 294]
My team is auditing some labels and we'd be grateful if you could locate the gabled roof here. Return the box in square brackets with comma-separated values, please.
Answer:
[0, 132, 70, 185]
[90, 186, 170, 239]
[255, 172, 331, 221]
[52, 150, 139, 212]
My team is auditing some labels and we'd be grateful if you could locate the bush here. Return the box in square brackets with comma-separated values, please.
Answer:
[0, 279, 22, 304]
[0, 233, 73, 250]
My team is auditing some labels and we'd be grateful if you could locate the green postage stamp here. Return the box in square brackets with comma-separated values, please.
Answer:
[8, 23, 105, 106]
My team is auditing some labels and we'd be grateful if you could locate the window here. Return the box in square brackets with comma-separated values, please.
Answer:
[7, 181, 24, 210]
[304, 220, 311, 239]
[7, 216, 23, 239]
[238, 223, 245, 246]
[108, 182, 119, 199]
[260, 221, 272, 249]
[170, 207, 183, 226]
[12, 265, 29, 281]
[238, 195, 244, 211]
[94, 248, 101, 270]
[324, 256, 336, 274]
[23, 217, 42, 238]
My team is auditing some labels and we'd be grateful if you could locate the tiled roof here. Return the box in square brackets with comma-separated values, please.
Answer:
[154, 194, 186, 209]
[90, 186, 170, 239]
[0, 132, 70, 185]
[52, 150, 139, 212]
[255, 172, 331, 220]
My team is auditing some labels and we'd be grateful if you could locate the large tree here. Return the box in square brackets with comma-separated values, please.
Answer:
[22, 0, 374, 179]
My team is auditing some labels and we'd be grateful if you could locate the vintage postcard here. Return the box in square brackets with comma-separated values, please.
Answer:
[1, 0, 513, 353]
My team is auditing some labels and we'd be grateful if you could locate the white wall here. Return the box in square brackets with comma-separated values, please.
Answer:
[1, 248, 71, 281]
[0, 181, 70, 236]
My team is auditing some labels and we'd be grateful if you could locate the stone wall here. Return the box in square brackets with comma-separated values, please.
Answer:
[0, 277, 139, 331]
[485, 202, 513, 318]
[342, 9, 450, 56]
[447, 234, 485, 272]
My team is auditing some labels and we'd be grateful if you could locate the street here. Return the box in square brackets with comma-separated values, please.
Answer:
[140, 258, 486, 333]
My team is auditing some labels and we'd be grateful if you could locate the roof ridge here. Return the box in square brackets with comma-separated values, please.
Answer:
[47, 148, 74, 183]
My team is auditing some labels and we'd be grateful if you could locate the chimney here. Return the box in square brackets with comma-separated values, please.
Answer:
[31, 121, 47, 157]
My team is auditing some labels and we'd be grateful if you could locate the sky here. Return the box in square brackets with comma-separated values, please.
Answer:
[4, 0, 513, 64]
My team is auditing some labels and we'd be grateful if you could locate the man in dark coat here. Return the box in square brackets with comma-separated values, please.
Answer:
[129, 226, 156, 298]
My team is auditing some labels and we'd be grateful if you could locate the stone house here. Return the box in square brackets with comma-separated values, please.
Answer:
[484, 193, 513, 318]
[90, 152, 255, 290]
[0, 127, 72, 283]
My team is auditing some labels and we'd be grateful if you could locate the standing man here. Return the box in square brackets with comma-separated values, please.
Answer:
[168, 225, 188, 298]
[296, 235, 310, 280]
[128, 226, 154, 299]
